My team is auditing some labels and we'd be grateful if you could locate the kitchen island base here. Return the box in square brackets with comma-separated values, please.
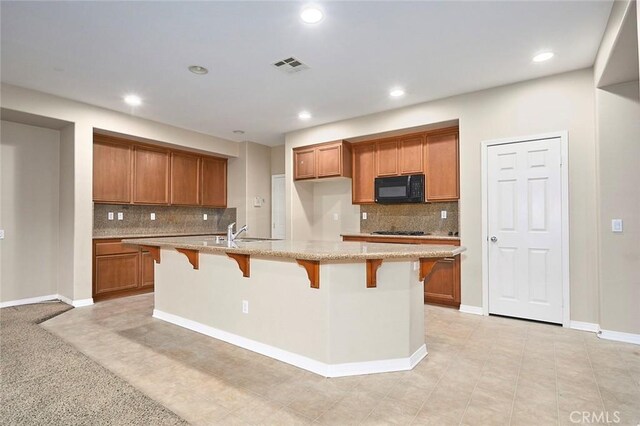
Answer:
[152, 249, 427, 377]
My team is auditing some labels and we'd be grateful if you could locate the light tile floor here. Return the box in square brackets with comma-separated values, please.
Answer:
[42, 294, 640, 425]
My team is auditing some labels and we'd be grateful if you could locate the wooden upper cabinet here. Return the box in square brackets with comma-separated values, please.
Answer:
[133, 146, 170, 204]
[293, 141, 352, 180]
[425, 132, 459, 201]
[93, 139, 132, 203]
[201, 156, 227, 207]
[352, 142, 376, 204]
[376, 140, 399, 176]
[399, 136, 424, 175]
[294, 148, 316, 180]
[170, 153, 200, 206]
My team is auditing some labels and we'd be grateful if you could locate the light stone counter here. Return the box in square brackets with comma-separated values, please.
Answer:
[123, 235, 465, 261]
[341, 232, 461, 241]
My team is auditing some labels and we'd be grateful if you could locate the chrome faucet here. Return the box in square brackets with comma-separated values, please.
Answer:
[227, 222, 248, 242]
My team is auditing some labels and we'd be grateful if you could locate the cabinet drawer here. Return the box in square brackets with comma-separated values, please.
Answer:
[95, 241, 139, 256]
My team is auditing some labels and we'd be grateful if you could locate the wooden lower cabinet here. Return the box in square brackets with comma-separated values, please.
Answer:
[93, 239, 154, 301]
[341, 235, 461, 308]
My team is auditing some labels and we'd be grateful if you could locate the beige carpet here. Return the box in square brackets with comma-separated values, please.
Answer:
[0, 301, 187, 426]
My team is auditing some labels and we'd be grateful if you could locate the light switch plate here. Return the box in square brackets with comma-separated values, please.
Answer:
[108, 212, 114, 220]
[117, 212, 124, 221]
[0, 229, 4, 239]
[150, 213, 156, 221]
[612, 219, 623, 233]
[441, 210, 447, 219]
[332, 213, 339, 221]
[203, 214, 208, 221]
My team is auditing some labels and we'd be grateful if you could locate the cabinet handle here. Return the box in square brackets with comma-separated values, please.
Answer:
[443, 257, 455, 261]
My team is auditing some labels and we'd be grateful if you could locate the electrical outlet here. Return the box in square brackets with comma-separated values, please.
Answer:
[362, 212, 367, 220]
[413, 261, 419, 271]
[203, 214, 208, 221]
[611, 219, 623, 233]
[242, 300, 249, 314]
[0, 229, 4, 240]
[117, 212, 123, 221]
[441, 210, 447, 219]
[108, 212, 114, 220]
[150, 213, 156, 221]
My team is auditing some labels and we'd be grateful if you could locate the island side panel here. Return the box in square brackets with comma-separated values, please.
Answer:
[154, 249, 331, 363]
[326, 259, 424, 364]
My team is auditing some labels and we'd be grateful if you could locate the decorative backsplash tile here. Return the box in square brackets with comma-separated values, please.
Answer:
[93, 204, 236, 237]
[360, 202, 458, 236]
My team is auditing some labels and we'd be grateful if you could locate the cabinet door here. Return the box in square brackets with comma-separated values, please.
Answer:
[352, 143, 376, 204]
[294, 148, 316, 180]
[171, 153, 200, 205]
[140, 251, 155, 289]
[317, 144, 342, 177]
[399, 136, 423, 175]
[133, 147, 170, 204]
[376, 140, 399, 176]
[201, 156, 227, 207]
[93, 140, 132, 203]
[425, 133, 459, 201]
[424, 257, 460, 307]
[94, 253, 140, 295]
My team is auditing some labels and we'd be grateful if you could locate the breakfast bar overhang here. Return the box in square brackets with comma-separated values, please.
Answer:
[124, 236, 466, 377]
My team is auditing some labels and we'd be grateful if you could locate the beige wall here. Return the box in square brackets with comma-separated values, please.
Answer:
[228, 142, 273, 238]
[0, 84, 244, 302]
[596, 81, 639, 334]
[58, 124, 75, 300]
[246, 142, 272, 237]
[311, 179, 360, 241]
[0, 121, 60, 302]
[286, 68, 599, 323]
[270, 145, 285, 175]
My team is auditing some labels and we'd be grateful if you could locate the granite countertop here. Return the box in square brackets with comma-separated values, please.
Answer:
[341, 233, 460, 241]
[93, 231, 226, 240]
[123, 236, 466, 261]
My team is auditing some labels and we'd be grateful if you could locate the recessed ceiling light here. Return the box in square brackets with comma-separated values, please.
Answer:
[300, 7, 323, 24]
[298, 111, 312, 120]
[124, 94, 142, 106]
[390, 88, 405, 98]
[188, 65, 208, 75]
[233, 130, 245, 135]
[533, 52, 554, 62]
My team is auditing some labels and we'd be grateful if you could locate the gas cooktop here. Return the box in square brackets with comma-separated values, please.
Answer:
[371, 231, 427, 236]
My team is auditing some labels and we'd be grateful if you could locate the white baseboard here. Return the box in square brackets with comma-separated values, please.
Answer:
[70, 298, 94, 308]
[153, 309, 426, 377]
[459, 305, 484, 316]
[570, 321, 600, 333]
[57, 295, 93, 308]
[0, 294, 59, 308]
[598, 329, 640, 345]
[0, 294, 94, 309]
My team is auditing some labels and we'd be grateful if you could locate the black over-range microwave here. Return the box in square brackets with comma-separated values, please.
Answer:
[374, 174, 425, 204]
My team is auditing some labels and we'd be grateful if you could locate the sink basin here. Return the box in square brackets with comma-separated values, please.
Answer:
[233, 238, 280, 242]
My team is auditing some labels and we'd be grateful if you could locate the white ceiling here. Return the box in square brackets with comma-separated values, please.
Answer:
[1, 1, 613, 146]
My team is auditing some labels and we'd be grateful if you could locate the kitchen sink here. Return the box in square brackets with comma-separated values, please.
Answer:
[233, 238, 280, 242]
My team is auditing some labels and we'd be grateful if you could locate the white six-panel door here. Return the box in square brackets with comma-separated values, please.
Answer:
[487, 138, 563, 323]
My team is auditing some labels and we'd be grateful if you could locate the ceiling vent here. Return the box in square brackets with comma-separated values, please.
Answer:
[272, 56, 310, 74]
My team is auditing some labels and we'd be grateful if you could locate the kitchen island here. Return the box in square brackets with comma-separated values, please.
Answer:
[124, 235, 465, 377]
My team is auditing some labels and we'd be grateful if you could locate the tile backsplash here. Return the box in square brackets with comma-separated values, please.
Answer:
[93, 204, 236, 237]
[360, 202, 458, 236]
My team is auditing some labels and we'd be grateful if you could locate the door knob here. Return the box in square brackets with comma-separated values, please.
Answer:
[490, 236, 498, 242]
